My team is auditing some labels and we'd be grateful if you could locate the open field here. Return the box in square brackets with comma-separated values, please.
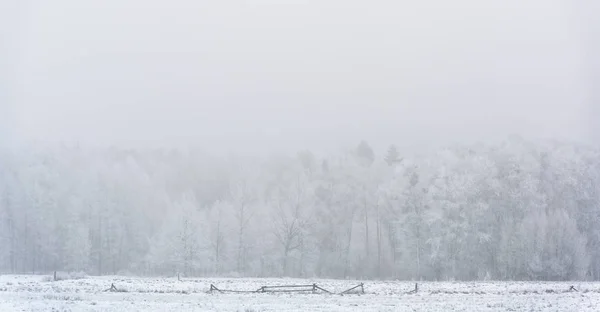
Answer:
[1, 275, 600, 311]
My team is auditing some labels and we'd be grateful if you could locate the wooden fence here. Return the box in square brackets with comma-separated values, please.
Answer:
[209, 282, 365, 295]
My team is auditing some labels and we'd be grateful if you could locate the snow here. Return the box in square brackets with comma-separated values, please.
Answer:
[1, 275, 600, 311]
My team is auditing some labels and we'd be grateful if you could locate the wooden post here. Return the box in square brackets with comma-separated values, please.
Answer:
[339, 283, 364, 295]
[406, 283, 418, 294]
[210, 284, 223, 293]
[53, 271, 57, 281]
[105, 283, 119, 292]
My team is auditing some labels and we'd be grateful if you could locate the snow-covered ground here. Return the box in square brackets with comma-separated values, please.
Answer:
[1, 275, 599, 311]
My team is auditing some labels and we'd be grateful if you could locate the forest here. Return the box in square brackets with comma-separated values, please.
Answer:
[0, 136, 599, 281]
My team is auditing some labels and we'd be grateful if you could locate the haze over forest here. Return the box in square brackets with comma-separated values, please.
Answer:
[1, 0, 600, 281]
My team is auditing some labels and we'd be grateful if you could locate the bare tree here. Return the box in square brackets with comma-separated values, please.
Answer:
[271, 174, 313, 276]
[230, 179, 256, 275]
[208, 201, 227, 275]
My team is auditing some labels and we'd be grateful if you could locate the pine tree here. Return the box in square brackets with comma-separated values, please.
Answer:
[384, 145, 402, 166]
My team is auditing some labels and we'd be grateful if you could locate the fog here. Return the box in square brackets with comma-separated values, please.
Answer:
[4, 0, 600, 283]
[5, 0, 596, 153]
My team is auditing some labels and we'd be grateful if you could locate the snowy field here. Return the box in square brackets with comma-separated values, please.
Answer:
[1, 275, 600, 311]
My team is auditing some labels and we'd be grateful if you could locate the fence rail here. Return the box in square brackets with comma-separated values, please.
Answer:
[209, 283, 365, 295]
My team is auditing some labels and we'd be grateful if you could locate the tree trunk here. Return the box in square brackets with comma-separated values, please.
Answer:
[376, 204, 382, 278]
[237, 203, 245, 275]
[299, 237, 305, 278]
[387, 221, 397, 278]
[214, 218, 221, 275]
[97, 213, 103, 275]
[3, 193, 16, 273]
[344, 219, 354, 278]
[414, 194, 422, 280]
[31, 237, 37, 274]
[416, 229, 421, 280]
[183, 221, 188, 277]
[364, 192, 370, 276]
[282, 246, 289, 276]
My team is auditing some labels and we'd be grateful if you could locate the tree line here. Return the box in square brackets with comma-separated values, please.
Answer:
[0, 136, 599, 281]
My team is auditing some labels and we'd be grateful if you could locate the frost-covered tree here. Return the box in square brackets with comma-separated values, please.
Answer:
[229, 174, 258, 276]
[147, 193, 206, 276]
[384, 145, 402, 166]
[356, 141, 375, 167]
[269, 171, 315, 277]
[1, 138, 600, 281]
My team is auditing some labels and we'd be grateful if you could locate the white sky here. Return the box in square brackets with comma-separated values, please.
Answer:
[4, 0, 597, 153]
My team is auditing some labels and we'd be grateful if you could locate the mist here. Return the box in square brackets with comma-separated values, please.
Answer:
[3, 0, 600, 284]
[7, 0, 595, 153]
